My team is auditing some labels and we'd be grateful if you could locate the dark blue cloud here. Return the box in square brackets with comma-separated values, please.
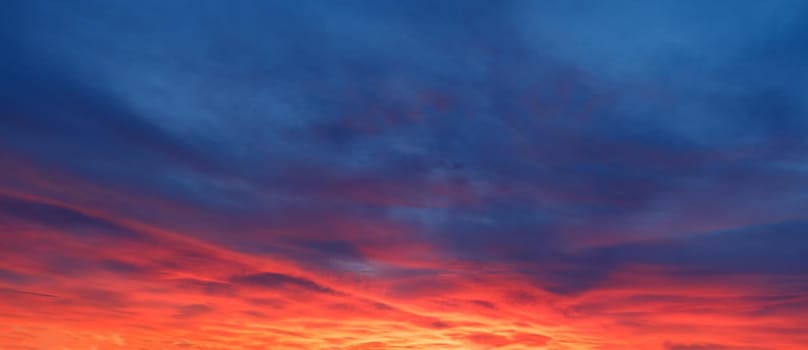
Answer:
[538, 221, 808, 295]
[615, 221, 807, 274]
[0, 268, 34, 285]
[231, 272, 337, 295]
[0, 195, 146, 240]
[1, 0, 807, 299]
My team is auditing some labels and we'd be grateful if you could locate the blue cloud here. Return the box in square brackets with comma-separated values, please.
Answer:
[1, 0, 807, 299]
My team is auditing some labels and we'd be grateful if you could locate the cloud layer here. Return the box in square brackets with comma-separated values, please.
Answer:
[1, 1, 807, 349]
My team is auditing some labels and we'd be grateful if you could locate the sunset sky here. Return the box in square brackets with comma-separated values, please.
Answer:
[1, 1, 808, 349]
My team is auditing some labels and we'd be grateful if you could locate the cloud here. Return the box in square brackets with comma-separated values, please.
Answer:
[0, 269, 34, 285]
[0, 0, 807, 349]
[0, 288, 57, 298]
[464, 332, 511, 347]
[172, 278, 235, 297]
[596, 220, 808, 277]
[173, 304, 214, 319]
[0, 194, 146, 240]
[231, 272, 338, 295]
[664, 342, 765, 350]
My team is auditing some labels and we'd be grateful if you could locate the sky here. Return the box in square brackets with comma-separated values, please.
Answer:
[1, 1, 807, 349]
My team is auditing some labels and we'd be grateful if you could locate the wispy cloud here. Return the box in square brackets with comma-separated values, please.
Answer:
[1, 0, 807, 349]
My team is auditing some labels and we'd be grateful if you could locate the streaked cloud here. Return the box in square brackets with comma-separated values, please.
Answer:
[1, 0, 806, 349]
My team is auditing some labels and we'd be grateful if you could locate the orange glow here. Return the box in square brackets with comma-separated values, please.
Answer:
[0, 199, 805, 349]
[0, 157, 806, 349]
